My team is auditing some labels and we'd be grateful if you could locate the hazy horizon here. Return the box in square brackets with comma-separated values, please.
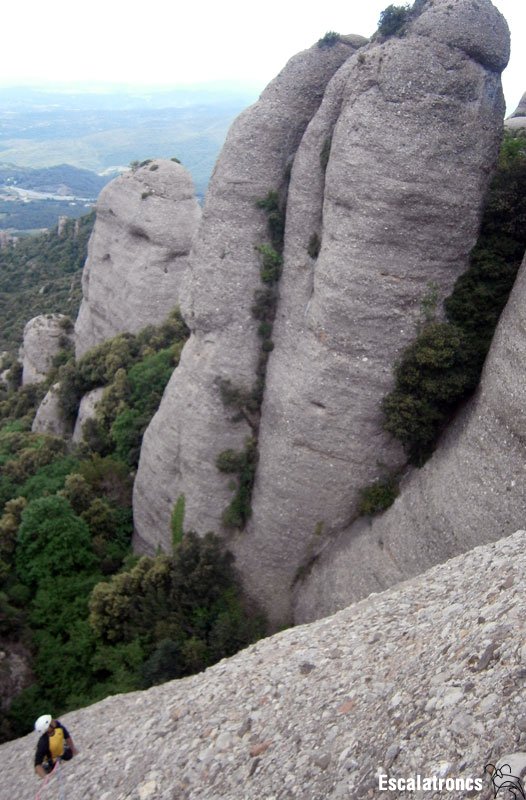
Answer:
[1, 0, 524, 114]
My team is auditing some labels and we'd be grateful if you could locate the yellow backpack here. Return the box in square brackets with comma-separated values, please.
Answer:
[48, 726, 65, 762]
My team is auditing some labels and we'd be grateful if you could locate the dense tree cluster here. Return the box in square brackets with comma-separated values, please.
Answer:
[0, 212, 94, 354]
[0, 306, 263, 743]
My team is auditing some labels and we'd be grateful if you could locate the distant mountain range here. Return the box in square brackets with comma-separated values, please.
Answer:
[0, 83, 259, 230]
[0, 163, 110, 196]
[0, 163, 112, 231]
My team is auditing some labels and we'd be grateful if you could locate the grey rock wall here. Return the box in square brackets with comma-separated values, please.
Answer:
[32, 383, 70, 437]
[72, 387, 105, 444]
[133, 0, 509, 627]
[233, 0, 509, 625]
[21, 314, 72, 385]
[133, 37, 366, 553]
[505, 91, 526, 129]
[74, 159, 201, 358]
[295, 253, 526, 623]
[2, 529, 526, 800]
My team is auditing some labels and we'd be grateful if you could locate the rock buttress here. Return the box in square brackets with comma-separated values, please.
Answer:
[296, 247, 526, 623]
[132, 37, 366, 553]
[21, 314, 72, 385]
[74, 159, 201, 358]
[233, 0, 509, 626]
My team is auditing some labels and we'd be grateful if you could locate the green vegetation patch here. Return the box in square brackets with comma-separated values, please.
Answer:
[382, 131, 526, 465]
[0, 212, 94, 355]
[317, 31, 341, 48]
[378, 4, 411, 37]
[89, 532, 265, 687]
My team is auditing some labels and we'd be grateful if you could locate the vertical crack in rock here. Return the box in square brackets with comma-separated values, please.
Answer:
[133, 37, 366, 553]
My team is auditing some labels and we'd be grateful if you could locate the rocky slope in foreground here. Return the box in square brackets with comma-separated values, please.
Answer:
[2, 530, 525, 800]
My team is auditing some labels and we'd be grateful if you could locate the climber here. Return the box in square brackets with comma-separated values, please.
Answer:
[34, 715, 77, 779]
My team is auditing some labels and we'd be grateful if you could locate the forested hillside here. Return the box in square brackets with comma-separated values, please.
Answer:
[0, 309, 263, 744]
[0, 213, 94, 356]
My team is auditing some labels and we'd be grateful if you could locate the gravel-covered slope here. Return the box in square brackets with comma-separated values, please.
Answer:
[3, 530, 526, 800]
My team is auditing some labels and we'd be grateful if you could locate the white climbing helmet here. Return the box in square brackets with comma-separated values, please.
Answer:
[35, 714, 52, 734]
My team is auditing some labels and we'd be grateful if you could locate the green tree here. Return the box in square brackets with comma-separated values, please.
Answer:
[378, 4, 410, 37]
[16, 496, 96, 588]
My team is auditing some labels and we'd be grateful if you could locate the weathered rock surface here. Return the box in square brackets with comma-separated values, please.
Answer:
[0, 352, 12, 387]
[31, 383, 70, 437]
[20, 314, 72, 385]
[74, 159, 201, 358]
[295, 252, 526, 623]
[133, 1, 509, 626]
[72, 387, 105, 444]
[505, 91, 526, 129]
[2, 530, 526, 799]
[0, 640, 33, 717]
[233, 0, 509, 625]
[133, 36, 366, 553]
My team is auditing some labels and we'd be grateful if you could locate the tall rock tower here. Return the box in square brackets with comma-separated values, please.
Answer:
[134, 0, 509, 627]
[75, 159, 201, 357]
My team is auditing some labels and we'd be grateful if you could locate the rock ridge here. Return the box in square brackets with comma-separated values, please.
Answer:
[133, 36, 366, 555]
[232, 0, 509, 625]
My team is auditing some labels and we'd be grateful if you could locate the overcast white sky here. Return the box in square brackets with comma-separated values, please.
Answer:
[1, 0, 524, 112]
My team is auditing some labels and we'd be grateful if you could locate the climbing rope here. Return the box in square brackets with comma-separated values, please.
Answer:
[35, 759, 64, 800]
[56, 760, 65, 800]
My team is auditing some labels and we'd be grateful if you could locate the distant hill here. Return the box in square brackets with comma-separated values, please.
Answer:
[0, 163, 111, 196]
[0, 84, 259, 199]
[0, 164, 112, 231]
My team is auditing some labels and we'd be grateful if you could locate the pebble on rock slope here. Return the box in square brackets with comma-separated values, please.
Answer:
[2, 530, 526, 799]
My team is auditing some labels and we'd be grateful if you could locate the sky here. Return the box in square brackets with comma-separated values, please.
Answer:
[1, 0, 524, 113]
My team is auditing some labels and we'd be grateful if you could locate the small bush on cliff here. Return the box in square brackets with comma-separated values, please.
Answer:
[217, 438, 258, 528]
[317, 31, 341, 48]
[378, 4, 410, 37]
[358, 475, 399, 516]
[255, 191, 285, 250]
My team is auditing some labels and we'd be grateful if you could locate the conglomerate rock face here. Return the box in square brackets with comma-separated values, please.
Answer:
[20, 314, 72, 386]
[505, 91, 526, 129]
[31, 383, 70, 437]
[2, 530, 526, 799]
[233, 0, 508, 624]
[74, 159, 201, 358]
[133, 0, 509, 627]
[133, 35, 366, 554]
[295, 252, 526, 622]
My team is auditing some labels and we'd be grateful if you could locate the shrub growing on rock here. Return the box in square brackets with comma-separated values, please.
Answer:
[382, 131, 526, 465]
[378, 4, 410, 37]
[89, 532, 265, 682]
